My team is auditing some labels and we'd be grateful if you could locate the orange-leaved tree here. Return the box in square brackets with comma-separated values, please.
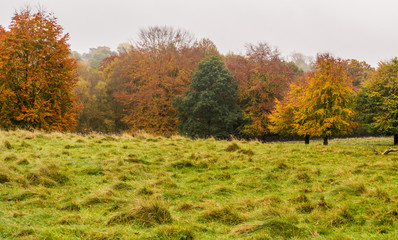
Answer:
[110, 27, 214, 135]
[0, 8, 78, 131]
[343, 59, 374, 90]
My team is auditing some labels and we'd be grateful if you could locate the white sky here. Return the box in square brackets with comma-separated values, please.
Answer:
[1, 0, 398, 67]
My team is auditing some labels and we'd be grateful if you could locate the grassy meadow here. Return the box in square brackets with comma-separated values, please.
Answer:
[0, 130, 397, 239]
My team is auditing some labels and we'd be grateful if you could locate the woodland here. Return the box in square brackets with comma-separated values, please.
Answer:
[0, 8, 398, 145]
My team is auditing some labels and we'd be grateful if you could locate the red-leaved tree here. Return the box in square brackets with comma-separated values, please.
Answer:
[225, 42, 300, 138]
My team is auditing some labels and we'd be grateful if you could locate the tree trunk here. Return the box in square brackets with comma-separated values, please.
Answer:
[305, 135, 310, 144]
[323, 137, 328, 146]
[394, 134, 398, 146]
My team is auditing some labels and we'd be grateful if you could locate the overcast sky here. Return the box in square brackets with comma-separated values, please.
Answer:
[1, 0, 398, 67]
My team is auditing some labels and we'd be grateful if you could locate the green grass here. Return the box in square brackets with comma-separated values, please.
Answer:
[0, 130, 397, 239]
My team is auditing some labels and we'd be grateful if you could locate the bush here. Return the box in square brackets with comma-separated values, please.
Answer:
[107, 199, 172, 226]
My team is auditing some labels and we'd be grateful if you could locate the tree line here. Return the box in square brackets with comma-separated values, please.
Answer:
[1, 9, 397, 145]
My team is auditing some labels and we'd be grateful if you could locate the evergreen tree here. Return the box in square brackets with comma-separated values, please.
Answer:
[175, 56, 241, 138]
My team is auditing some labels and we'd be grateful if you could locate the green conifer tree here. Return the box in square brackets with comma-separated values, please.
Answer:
[175, 56, 241, 138]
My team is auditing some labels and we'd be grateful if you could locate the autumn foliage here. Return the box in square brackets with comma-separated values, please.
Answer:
[270, 54, 356, 144]
[2, 7, 392, 141]
[73, 60, 117, 133]
[343, 59, 375, 90]
[269, 73, 310, 137]
[0, 8, 78, 131]
[299, 54, 355, 143]
[106, 27, 216, 135]
[225, 43, 299, 138]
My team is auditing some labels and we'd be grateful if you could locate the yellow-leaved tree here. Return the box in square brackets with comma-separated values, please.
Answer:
[269, 74, 311, 143]
[271, 54, 356, 145]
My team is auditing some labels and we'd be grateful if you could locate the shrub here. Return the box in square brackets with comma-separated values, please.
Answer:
[3, 140, 12, 149]
[107, 199, 172, 226]
[201, 206, 244, 225]
[0, 173, 10, 183]
[225, 143, 240, 152]
[156, 225, 195, 240]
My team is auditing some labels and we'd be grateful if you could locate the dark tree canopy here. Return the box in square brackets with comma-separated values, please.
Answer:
[175, 56, 241, 139]
[357, 58, 398, 144]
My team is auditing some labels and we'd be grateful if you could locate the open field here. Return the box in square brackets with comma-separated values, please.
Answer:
[0, 130, 397, 239]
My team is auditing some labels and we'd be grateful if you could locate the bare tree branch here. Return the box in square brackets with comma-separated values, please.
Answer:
[371, 146, 398, 155]
[382, 148, 398, 155]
